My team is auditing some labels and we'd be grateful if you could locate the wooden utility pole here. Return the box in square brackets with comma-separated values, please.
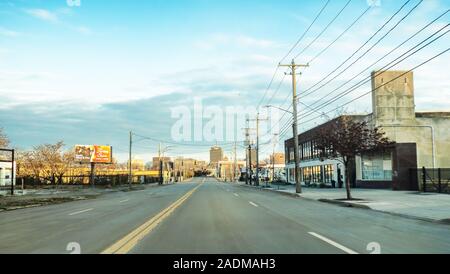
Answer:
[128, 131, 133, 189]
[233, 142, 237, 182]
[271, 133, 279, 185]
[243, 117, 255, 185]
[11, 149, 15, 196]
[158, 143, 163, 185]
[248, 144, 252, 185]
[279, 59, 309, 194]
[248, 114, 268, 187]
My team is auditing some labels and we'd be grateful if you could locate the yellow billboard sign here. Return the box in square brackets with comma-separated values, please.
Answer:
[75, 145, 112, 164]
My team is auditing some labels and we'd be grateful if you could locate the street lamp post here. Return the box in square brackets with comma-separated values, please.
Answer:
[158, 144, 174, 185]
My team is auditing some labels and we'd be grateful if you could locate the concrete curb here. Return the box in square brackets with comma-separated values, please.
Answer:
[318, 199, 371, 209]
[440, 219, 450, 224]
[238, 184, 302, 199]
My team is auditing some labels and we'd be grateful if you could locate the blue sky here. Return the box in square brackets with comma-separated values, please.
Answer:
[0, 0, 449, 162]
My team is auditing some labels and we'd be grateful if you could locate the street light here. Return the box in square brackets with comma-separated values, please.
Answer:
[159, 144, 175, 184]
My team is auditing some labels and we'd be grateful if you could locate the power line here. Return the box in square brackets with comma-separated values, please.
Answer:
[280, 0, 331, 63]
[272, 3, 372, 133]
[256, 66, 281, 109]
[294, 0, 353, 59]
[298, 25, 449, 121]
[300, 0, 413, 96]
[300, 0, 424, 99]
[265, 72, 288, 106]
[257, 0, 331, 109]
[300, 47, 450, 126]
[308, 5, 372, 64]
[132, 133, 237, 148]
[298, 10, 449, 117]
[275, 0, 415, 138]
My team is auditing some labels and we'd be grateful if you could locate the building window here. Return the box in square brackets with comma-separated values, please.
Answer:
[324, 165, 334, 184]
[303, 141, 312, 160]
[289, 147, 294, 162]
[301, 165, 335, 185]
[362, 152, 393, 181]
[289, 168, 295, 182]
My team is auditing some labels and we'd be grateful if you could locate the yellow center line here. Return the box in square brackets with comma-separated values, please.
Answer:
[101, 182, 204, 254]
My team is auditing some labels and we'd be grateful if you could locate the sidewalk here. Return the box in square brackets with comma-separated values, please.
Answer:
[238, 183, 450, 223]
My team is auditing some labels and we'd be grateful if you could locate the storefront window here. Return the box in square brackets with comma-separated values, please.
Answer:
[301, 165, 335, 185]
[289, 168, 295, 182]
[324, 165, 334, 184]
[362, 152, 393, 181]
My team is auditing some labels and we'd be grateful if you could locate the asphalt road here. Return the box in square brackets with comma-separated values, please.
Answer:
[0, 177, 449, 254]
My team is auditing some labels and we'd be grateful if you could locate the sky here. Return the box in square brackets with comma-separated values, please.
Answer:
[0, 0, 449, 162]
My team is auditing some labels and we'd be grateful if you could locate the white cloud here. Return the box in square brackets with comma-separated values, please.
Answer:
[194, 34, 282, 51]
[25, 9, 58, 23]
[0, 27, 20, 37]
[72, 26, 92, 35]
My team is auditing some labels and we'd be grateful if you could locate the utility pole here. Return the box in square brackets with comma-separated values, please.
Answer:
[279, 59, 309, 194]
[233, 141, 237, 182]
[128, 131, 132, 189]
[271, 133, 279, 185]
[256, 113, 260, 187]
[158, 143, 163, 185]
[248, 114, 268, 187]
[244, 128, 250, 185]
[243, 118, 254, 185]
[11, 149, 15, 196]
[90, 162, 95, 188]
[248, 144, 252, 186]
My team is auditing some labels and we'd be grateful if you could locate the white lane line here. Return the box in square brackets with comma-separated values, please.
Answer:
[308, 232, 358, 254]
[119, 199, 130, 203]
[69, 208, 94, 216]
[249, 201, 259, 207]
[234, 193, 239, 197]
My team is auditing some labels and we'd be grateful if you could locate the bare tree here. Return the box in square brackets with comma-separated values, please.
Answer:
[0, 128, 9, 148]
[314, 116, 393, 200]
[19, 141, 74, 185]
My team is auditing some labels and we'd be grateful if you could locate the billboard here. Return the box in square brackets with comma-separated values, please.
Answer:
[75, 145, 112, 164]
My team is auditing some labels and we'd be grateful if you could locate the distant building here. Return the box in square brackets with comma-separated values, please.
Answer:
[270, 153, 285, 165]
[0, 161, 15, 187]
[173, 158, 206, 180]
[285, 71, 450, 191]
[217, 160, 246, 182]
[210, 146, 223, 164]
[152, 157, 171, 171]
[128, 159, 145, 171]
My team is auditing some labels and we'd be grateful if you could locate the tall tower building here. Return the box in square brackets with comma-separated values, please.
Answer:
[371, 70, 416, 125]
[209, 146, 223, 164]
